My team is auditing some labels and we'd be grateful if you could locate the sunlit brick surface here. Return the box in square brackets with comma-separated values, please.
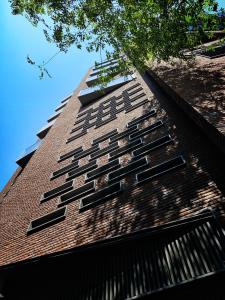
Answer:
[0, 67, 225, 267]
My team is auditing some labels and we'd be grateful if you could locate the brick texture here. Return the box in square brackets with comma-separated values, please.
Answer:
[148, 51, 225, 155]
[0, 67, 225, 267]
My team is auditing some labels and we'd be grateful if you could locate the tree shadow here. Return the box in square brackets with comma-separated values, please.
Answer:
[150, 58, 225, 132]
[74, 71, 225, 247]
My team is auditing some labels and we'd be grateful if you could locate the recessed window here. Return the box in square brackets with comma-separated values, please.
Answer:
[40, 181, 74, 203]
[129, 92, 146, 102]
[103, 106, 111, 113]
[77, 108, 92, 119]
[66, 160, 98, 181]
[86, 159, 120, 182]
[59, 146, 83, 162]
[72, 145, 100, 161]
[136, 156, 186, 185]
[88, 117, 97, 125]
[95, 116, 117, 129]
[92, 129, 118, 146]
[71, 83, 152, 135]
[89, 142, 119, 161]
[101, 114, 111, 122]
[79, 181, 123, 212]
[129, 121, 163, 140]
[109, 138, 143, 161]
[125, 83, 141, 92]
[58, 181, 95, 207]
[51, 161, 79, 179]
[132, 135, 173, 159]
[125, 99, 149, 114]
[66, 130, 88, 143]
[74, 118, 86, 126]
[108, 157, 149, 183]
[27, 207, 67, 235]
[109, 125, 138, 143]
[128, 87, 143, 97]
[116, 102, 124, 112]
[70, 125, 84, 134]
[126, 110, 156, 128]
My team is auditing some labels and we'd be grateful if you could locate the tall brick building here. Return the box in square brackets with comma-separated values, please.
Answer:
[1, 57, 225, 299]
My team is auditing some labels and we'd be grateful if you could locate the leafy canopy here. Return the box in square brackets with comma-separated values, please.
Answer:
[9, 0, 222, 79]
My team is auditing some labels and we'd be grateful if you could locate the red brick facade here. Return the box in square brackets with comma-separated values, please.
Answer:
[0, 65, 225, 273]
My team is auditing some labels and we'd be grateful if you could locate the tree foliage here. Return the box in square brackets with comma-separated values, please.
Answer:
[9, 0, 223, 79]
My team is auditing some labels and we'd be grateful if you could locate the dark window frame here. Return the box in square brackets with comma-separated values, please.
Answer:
[40, 180, 74, 203]
[27, 207, 67, 235]
[136, 156, 186, 185]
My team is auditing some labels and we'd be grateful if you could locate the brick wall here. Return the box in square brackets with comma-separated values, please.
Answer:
[147, 54, 225, 155]
[0, 67, 224, 267]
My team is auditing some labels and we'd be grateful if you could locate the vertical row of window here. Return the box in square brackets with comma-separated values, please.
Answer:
[69, 83, 149, 142]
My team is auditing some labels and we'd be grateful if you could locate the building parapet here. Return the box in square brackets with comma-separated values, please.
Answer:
[16, 139, 42, 167]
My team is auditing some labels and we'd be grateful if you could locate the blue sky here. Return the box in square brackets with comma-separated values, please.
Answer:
[0, 1, 108, 191]
[0, 0, 224, 191]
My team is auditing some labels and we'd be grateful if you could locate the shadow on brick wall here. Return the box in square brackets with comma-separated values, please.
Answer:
[74, 82, 225, 244]
[150, 59, 225, 133]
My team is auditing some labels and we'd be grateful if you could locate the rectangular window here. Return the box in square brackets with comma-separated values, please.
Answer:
[77, 108, 92, 119]
[95, 116, 117, 129]
[59, 146, 83, 162]
[129, 121, 163, 140]
[109, 138, 143, 161]
[66, 130, 87, 143]
[79, 181, 123, 212]
[70, 124, 84, 134]
[92, 129, 118, 145]
[74, 117, 86, 126]
[51, 161, 79, 179]
[125, 99, 149, 114]
[58, 181, 95, 207]
[86, 159, 120, 182]
[109, 125, 138, 143]
[132, 135, 173, 159]
[72, 145, 100, 161]
[136, 156, 186, 185]
[128, 87, 143, 97]
[66, 160, 98, 181]
[129, 92, 146, 102]
[27, 207, 67, 235]
[40, 181, 74, 203]
[125, 83, 141, 92]
[89, 142, 119, 161]
[126, 110, 156, 128]
[115, 101, 125, 113]
[108, 157, 149, 183]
